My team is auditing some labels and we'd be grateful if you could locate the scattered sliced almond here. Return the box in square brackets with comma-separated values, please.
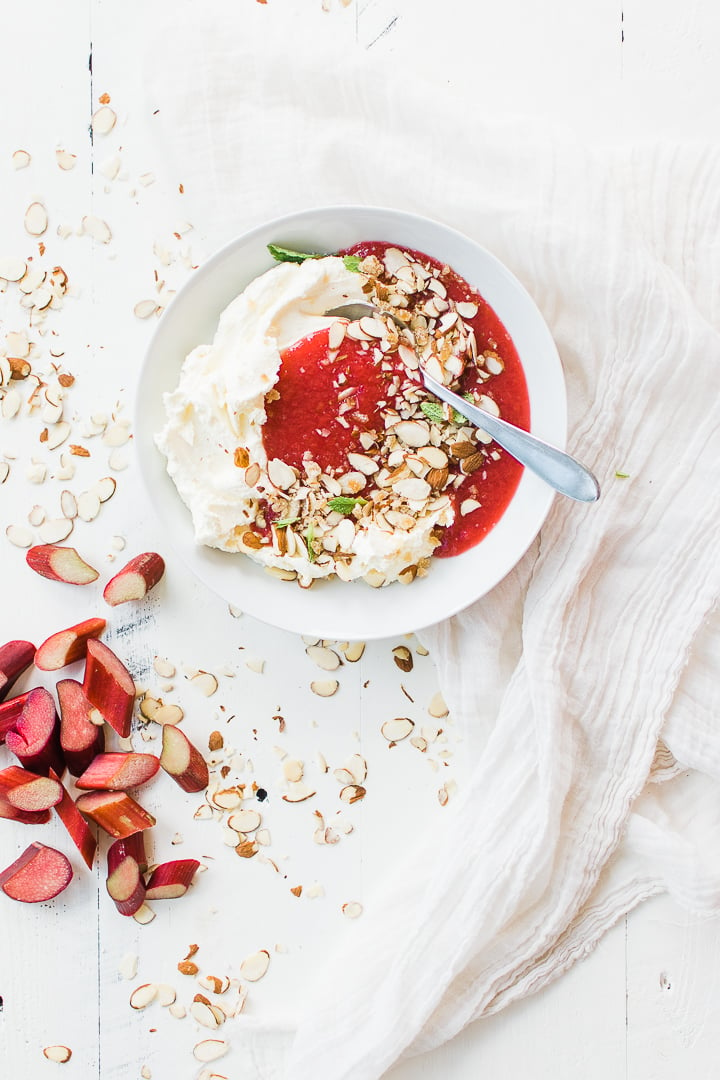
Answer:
[43, 1046, 72, 1064]
[45, 422, 71, 450]
[239, 949, 270, 982]
[12, 149, 31, 169]
[0, 462, 9, 484]
[392, 645, 413, 672]
[92, 105, 117, 135]
[168, 1003, 187, 1019]
[24, 202, 48, 237]
[190, 1000, 220, 1030]
[38, 517, 73, 544]
[153, 703, 184, 726]
[130, 983, 158, 1010]
[193, 1040, 228, 1063]
[0, 256, 27, 281]
[92, 476, 116, 502]
[339, 784, 366, 803]
[282, 781, 316, 803]
[56, 149, 77, 171]
[306, 645, 341, 671]
[282, 759, 304, 782]
[342, 901, 363, 919]
[118, 952, 138, 980]
[190, 671, 218, 696]
[428, 691, 449, 718]
[60, 490, 77, 519]
[134, 299, 158, 319]
[82, 215, 112, 244]
[156, 984, 177, 1006]
[310, 679, 338, 697]
[381, 717, 415, 742]
[133, 903, 156, 924]
[6, 523, 33, 548]
[228, 809, 261, 833]
[153, 656, 175, 678]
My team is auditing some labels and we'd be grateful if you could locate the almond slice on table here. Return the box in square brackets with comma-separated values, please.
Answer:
[381, 717, 415, 742]
[239, 949, 270, 982]
[24, 202, 48, 237]
[43, 1046, 72, 1063]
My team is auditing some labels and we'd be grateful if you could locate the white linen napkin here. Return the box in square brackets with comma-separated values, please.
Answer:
[143, 9, 720, 1077]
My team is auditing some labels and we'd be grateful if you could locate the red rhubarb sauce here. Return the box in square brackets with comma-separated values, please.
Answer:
[262, 242, 530, 557]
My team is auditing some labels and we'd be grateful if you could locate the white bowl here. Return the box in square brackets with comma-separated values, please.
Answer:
[135, 206, 565, 640]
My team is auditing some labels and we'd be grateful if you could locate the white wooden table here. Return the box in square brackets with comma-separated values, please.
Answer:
[2, 2, 719, 1077]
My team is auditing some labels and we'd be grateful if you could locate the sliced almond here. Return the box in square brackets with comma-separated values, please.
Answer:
[305, 645, 340, 671]
[28, 504, 45, 526]
[12, 149, 31, 170]
[153, 657, 175, 679]
[0, 462, 9, 484]
[45, 421, 71, 450]
[392, 645, 413, 672]
[59, 490, 77, 519]
[346, 452, 379, 476]
[342, 641, 365, 663]
[193, 1040, 228, 1063]
[339, 784, 366, 803]
[190, 1001, 219, 1030]
[310, 679, 338, 698]
[134, 299, 158, 319]
[155, 984, 176, 1006]
[133, 903, 156, 924]
[168, 1003, 186, 1019]
[130, 983, 158, 1010]
[393, 420, 430, 448]
[346, 753, 367, 784]
[267, 458, 296, 490]
[38, 517, 73, 544]
[189, 670, 218, 696]
[381, 717, 415, 742]
[102, 422, 130, 448]
[6, 524, 33, 548]
[342, 901, 363, 919]
[328, 321, 346, 349]
[392, 477, 431, 502]
[239, 949, 270, 982]
[456, 301, 479, 319]
[92, 105, 117, 135]
[428, 691, 449, 718]
[43, 1046, 72, 1063]
[0, 256, 27, 281]
[153, 703, 184, 726]
[82, 215, 112, 244]
[282, 781, 316, 803]
[56, 149, 77, 171]
[227, 808, 261, 833]
[77, 491, 101, 522]
[92, 476, 116, 502]
[282, 759, 304, 782]
[24, 202, 48, 237]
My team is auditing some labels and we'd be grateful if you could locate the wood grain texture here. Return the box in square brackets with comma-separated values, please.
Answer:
[1, 0, 719, 1077]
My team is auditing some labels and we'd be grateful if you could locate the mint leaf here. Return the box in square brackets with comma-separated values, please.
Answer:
[615, 471, 630, 479]
[274, 515, 299, 527]
[327, 496, 368, 515]
[268, 243, 323, 264]
[420, 401, 445, 424]
[305, 523, 317, 563]
[343, 255, 362, 272]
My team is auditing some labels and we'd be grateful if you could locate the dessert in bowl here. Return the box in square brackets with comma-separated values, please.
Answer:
[136, 206, 565, 639]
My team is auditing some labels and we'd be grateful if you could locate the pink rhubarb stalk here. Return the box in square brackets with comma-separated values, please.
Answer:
[5, 686, 64, 777]
[83, 639, 135, 738]
[144, 859, 200, 900]
[0, 842, 73, 903]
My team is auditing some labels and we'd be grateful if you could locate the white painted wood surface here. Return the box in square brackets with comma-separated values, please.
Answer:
[1, 1, 719, 1077]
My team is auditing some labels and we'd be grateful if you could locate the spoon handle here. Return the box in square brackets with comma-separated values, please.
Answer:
[421, 371, 600, 503]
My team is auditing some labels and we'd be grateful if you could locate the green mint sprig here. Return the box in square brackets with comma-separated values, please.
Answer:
[327, 496, 368, 515]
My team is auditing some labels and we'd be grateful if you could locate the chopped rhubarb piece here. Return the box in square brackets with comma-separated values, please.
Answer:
[34, 617, 106, 671]
[26, 544, 99, 585]
[75, 790, 155, 838]
[0, 842, 72, 903]
[57, 679, 105, 777]
[50, 770, 97, 869]
[76, 752, 160, 791]
[103, 552, 166, 606]
[0, 802, 51, 825]
[5, 686, 64, 777]
[107, 832, 148, 874]
[83, 638, 134, 738]
[144, 859, 200, 900]
[0, 640, 35, 701]
[160, 726, 209, 793]
[106, 840, 146, 916]
[0, 691, 31, 743]
[0, 766, 63, 812]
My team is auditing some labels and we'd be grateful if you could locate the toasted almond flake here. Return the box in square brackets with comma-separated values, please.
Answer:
[99, 153, 121, 180]
[177, 960, 199, 976]
[416, 643, 430, 656]
[168, 1002, 187, 1019]
[306, 645, 341, 671]
[235, 839, 259, 858]
[339, 784, 366, 803]
[12, 149, 31, 169]
[28, 504, 45, 527]
[267, 457, 296, 491]
[310, 679, 338, 697]
[346, 452, 379, 476]
[156, 984, 176, 1006]
[190, 671, 218, 697]
[118, 952, 138, 980]
[141, 1067, 151, 1080]
[82, 215, 112, 244]
[428, 692, 449, 718]
[346, 753, 367, 784]
[92, 105, 117, 135]
[92, 476, 116, 502]
[2, 388, 21, 418]
[410, 735, 428, 752]
[456, 301, 479, 319]
[102, 422, 130, 448]
[228, 808, 261, 833]
[24, 202, 48, 237]
[239, 950, 270, 982]
[130, 983, 158, 1010]
[38, 517, 73, 544]
[282, 781, 316, 803]
[108, 447, 128, 470]
[77, 491, 101, 522]
[193, 1040, 228, 1064]
[381, 717, 415, 742]
[55, 149, 77, 171]
[43, 1046, 72, 1064]
[212, 789, 242, 810]
[392, 645, 413, 672]
[46, 421, 71, 450]
[245, 656, 264, 674]
[6, 523, 33, 548]
[133, 903, 156, 925]
[134, 299, 158, 319]
[342, 901, 363, 919]
[438, 783, 450, 806]
[153, 656, 175, 678]
[328, 320, 346, 349]
[0, 256, 27, 281]
[392, 477, 431, 502]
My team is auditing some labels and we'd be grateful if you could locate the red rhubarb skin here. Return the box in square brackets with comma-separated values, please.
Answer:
[75, 752, 160, 791]
[57, 679, 105, 777]
[0, 691, 32, 743]
[5, 686, 65, 778]
[106, 854, 146, 916]
[50, 770, 97, 869]
[0, 802, 51, 825]
[144, 859, 200, 900]
[75, 790, 156, 838]
[0, 766, 63, 812]
[0, 842, 73, 903]
[160, 726, 209, 793]
[103, 552, 166, 606]
[83, 639, 134, 738]
[0, 641, 35, 701]
[34, 618, 106, 672]
[25, 544, 98, 584]
[107, 833, 148, 875]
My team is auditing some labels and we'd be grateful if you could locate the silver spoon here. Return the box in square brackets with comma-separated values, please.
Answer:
[326, 302, 600, 503]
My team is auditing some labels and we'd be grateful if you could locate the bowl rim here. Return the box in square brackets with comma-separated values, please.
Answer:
[135, 203, 566, 639]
